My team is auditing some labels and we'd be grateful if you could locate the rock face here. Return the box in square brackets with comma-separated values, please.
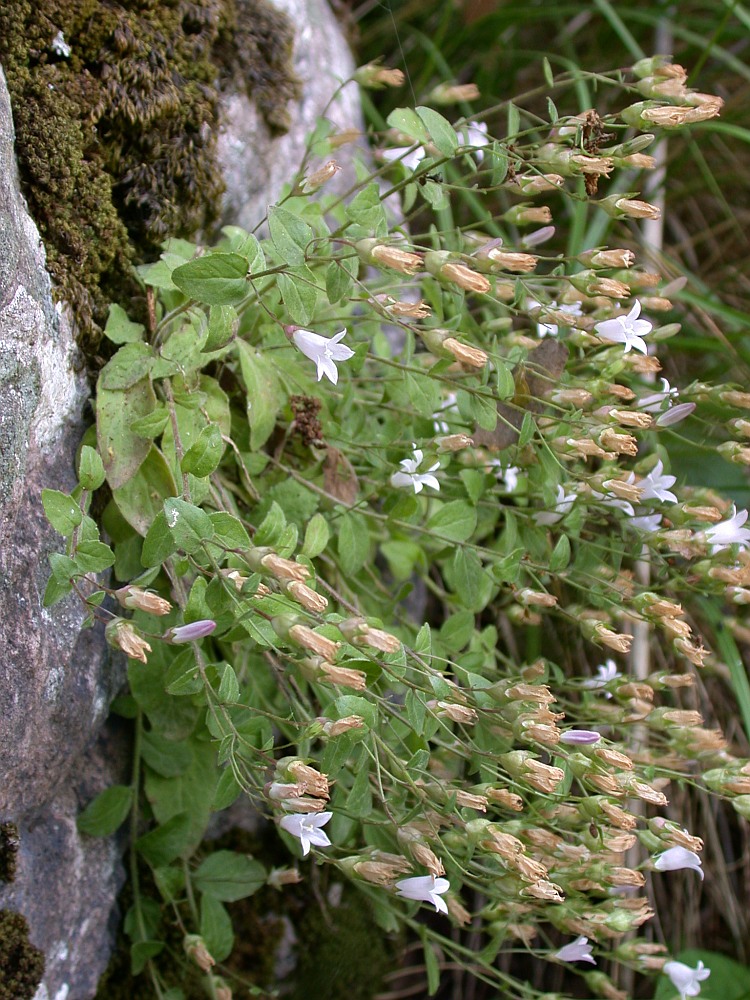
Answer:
[217, 0, 362, 230]
[0, 3, 362, 997]
[0, 61, 129, 1000]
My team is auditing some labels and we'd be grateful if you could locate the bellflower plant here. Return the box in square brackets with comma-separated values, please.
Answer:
[289, 326, 354, 384]
[663, 960, 711, 1000]
[395, 875, 450, 913]
[594, 300, 652, 353]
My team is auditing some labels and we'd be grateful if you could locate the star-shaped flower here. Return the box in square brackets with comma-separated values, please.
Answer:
[594, 300, 652, 354]
[704, 506, 750, 551]
[395, 874, 450, 913]
[553, 936, 596, 964]
[279, 811, 333, 856]
[290, 327, 354, 385]
[663, 960, 710, 1000]
[639, 459, 677, 503]
[390, 446, 440, 494]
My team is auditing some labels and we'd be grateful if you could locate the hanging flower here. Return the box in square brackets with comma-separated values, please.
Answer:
[288, 327, 355, 385]
[390, 446, 441, 494]
[704, 506, 750, 551]
[639, 459, 678, 503]
[553, 936, 596, 964]
[279, 811, 333, 856]
[381, 145, 427, 172]
[534, 484, 576, 525]
[653, 846, 704, 879]
[629, 512, 663, 533]
[584, 659, 620, 695]
[594, 300, 652, 354]
[395, 874, 450, 913]
[459, 120, 490, 162]
[663, 960, 710, 1000]
[167, 619, 217, 643]
[641, 377, 679, 412]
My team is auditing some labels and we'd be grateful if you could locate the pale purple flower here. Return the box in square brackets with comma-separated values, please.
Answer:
[168, 619, 217, 643]
[391, 446, 440, 494]
[664, 960, 710, 1000]
[657, 402, 695, 426]
[432, 392, 459, 434]
[704, 506, 750, 551]
[629, 512, 663, 533]
[395, 874, 450, 913]
[534, 484, 576, 525]
[381, 145, 426, 172]
[497, 465, 520, 492]
[653, 846, 704, 879]
[560, 729, 601, 745]
[291, 327, 355, 385]
[641, 378, 679, 412]
[594, 300, 652, 354]
[279, 811, 333, 856]
[639, 459, 677, 504]
[460, 120, 490, 163]
[554, 936, 596, 964]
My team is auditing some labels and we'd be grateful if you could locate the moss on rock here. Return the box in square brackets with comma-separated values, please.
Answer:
[0, 910, 45, 1000]
[0, 0, 300, 353]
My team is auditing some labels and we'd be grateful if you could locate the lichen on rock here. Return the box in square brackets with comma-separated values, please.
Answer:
[0, 0, 300, 352]
[0, 909, 45, 1000]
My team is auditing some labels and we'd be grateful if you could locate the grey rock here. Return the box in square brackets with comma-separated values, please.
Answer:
[218, 0, 363, 230]
[0, 62, 128, 999]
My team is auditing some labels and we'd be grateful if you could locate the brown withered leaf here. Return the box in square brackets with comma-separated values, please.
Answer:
[474, 338, 568, 450]
[323, 446, 359, 505]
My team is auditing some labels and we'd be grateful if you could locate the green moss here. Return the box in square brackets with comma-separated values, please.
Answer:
[0, 0, 300, 353]
[0, 910, 45, 1000]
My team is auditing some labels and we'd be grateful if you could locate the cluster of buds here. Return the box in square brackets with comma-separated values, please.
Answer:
[268, 757, 330, 814]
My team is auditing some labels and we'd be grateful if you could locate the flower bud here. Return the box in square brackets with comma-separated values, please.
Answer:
[515, 173, 565, 194]
[285, 580, 328, 613]
[503, 204, 552, 225]
[267, 867, 303, 888]
[429, 82, 480, 104]
[339, 617, 401, 653]
[357, 238, 422, 274]
[571, 271, 630, 298]
[442, 337, 488, 368]
[105, 619, 152, 663]
[165, 619, 217, 643]
[424, 252, 491, 293]
[183, 935, 215, 972]
[487, 787, 524, 810]
[354, 63, 405, 88]
[436, 701, 478, 724]
[579, 249, 635, 269]
[598, 195, 661, 220]
[317, 714, 365, 736]
[301, 160, 341, 193]
[115, 586, 172, 616]
[249, 549, 309, 582]
[283, 622, 340, 661]
[437, 433, 474, 452]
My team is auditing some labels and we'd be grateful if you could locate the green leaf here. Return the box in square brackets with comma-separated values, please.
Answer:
[42, 489, 82, 536]
[130, 941, 164, 976]
[135, 813, 194, 867]
[43, 573, 73, 607]
[77, 785, 133, 836]
[181, 423, 224, 478]
[78, 445, 106, 491]
[99, 343, 154, 391]
[75, 540, 116, 573]
[550, 534, 571, 571]
[129, 407, 169, 439]
[346, 764, 372, 817]
[145, 739, 218, 852]
[439, 610, 475, 653]
[386, 107, 430, 144]
[542, 56, 554, 88]
[104, 303, 145, 344]
[507, 102, 520, 138]
[113, 447, 178, 536]
[142, 509, 179, 567]
[200, 895, 234, 963]
[203, 305, 238, 352]
[518, 412, 536, 447]
[302, 512, 330, 558]
[421, 928, 441, 996]
[417, 106, 458, 155]
[405, 371, 441, 417]
[326, 256, 359, 303]
[338, 512, 369, 576]
[164, 498, 214, 554]
[217, 663, 240, 703]
[268, 205, 313, 266]
[213, 768, 242, 811]
[345, 183, 388, 235]
[447, 548, 492, 612]
[141, 732, 194, 778]
[278, 266, 319, 326]
[97, 378, 156, 489]
[172, 253, 248, 306]
[208, 512, 252, 551]
[489, 142, 509, 185]
[426, 500, 477, 543]
[253, 500, 286, 547]
[237, 341, 282, 449]
[193, 851, 266, 901]
[495, 361, 515, 400]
